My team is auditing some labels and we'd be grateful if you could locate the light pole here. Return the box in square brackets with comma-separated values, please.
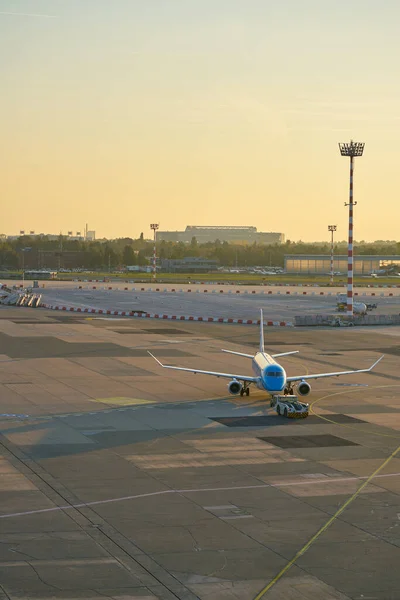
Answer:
[150, 224, 159, 281]
[338, 140, 365, 316]
[57, 233, 63, 272]
[21, 247, 32, 286]
[328, 225, 337, 286]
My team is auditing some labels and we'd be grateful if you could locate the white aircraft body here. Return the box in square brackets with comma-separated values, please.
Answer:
[340, 301, 367, 315]
[148, 310, 383, 398]
[352, 302, 367, 314]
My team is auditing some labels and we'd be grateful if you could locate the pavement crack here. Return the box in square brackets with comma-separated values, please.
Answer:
[27, 562, 61, 591]
[183, 526, 202, 552]
[8, 547, 36, 560]
[207, 551, 228, 578]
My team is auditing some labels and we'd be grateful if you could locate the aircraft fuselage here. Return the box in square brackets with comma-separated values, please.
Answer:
[252, 352, 287, 393]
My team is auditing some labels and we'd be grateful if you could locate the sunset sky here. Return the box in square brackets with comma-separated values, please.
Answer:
[2, 0, 400, 242]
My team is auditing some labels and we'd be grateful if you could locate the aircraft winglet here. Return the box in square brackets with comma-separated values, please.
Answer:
[367, 355, 384, 371]
[148, 351, 164, 367]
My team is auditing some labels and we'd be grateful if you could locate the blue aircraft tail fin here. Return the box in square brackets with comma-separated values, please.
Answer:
[259, 309, 265, 353]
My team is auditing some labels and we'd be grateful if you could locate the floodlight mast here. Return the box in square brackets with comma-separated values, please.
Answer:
[338, 141, 365, 317]
[328, 225, 337, 286]
[150, 224, 159, 281]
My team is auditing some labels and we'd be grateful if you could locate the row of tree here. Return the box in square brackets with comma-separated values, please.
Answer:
[1, 235, 400, 270]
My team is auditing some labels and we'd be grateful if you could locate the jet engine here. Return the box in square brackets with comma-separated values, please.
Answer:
[298, 381, 311, 396]
[228, 380, 243, 395]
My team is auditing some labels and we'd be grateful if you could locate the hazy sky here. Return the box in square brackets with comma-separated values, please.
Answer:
[2, 0, 400, 241]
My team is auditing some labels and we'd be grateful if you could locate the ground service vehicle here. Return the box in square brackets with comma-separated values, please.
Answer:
[337, 301, 367, 315]
[271, 395, 309, 418]
[331, 318, 355, 327]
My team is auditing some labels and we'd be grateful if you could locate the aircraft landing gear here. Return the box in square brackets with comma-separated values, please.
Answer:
[240, 385, 250, 397]
[284, 385, 294, 396]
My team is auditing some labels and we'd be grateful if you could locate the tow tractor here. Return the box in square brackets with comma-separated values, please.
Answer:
[270, 395, 309, 419]
[366, 303, 377, 311]
[331, 317, 355, 327]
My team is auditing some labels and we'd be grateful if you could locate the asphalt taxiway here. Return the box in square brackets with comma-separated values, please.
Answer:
[37, 282, 400, 322]
[0, 307, 399, 599]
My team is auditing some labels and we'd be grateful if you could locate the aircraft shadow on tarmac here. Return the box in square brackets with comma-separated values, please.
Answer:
[0, 399, 368, 460]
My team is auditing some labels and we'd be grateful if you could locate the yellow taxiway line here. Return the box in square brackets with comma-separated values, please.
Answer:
[253, 384, 400, 599]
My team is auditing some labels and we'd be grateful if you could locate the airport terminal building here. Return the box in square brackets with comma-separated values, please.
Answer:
[161, 257, 218, 273]
[157, 226, 284, 245]
[284, 254, 400, 275]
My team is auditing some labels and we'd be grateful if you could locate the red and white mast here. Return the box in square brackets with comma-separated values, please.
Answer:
[339, 141, 365, 317]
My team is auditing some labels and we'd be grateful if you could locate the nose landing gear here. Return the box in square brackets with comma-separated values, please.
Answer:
[284, 385, 294, 395]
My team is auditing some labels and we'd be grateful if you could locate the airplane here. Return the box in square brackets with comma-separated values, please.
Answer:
[336, 294, 370, 315]
[148, 310, 384, 398]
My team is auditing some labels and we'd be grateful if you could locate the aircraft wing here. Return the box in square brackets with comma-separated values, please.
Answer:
[148, 352, 259, 383]
[286, 355, 384, 383]
[271, 351, 299, 358]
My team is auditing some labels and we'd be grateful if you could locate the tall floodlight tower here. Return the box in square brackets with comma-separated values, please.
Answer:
[150, 223, 159, 281]
[338, 140, 365, 316]
[328, 225, 337, 286]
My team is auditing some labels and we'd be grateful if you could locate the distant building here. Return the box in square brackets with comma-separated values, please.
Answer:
[7, 233, 86, 241]
[161, 257, 219, 273]
[285, 254, 400, 275]
[8, 234, 59, 241]
[7, 228, 97, 242]
[157, 226, 284, 245]
[25, 270, 57, 280]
